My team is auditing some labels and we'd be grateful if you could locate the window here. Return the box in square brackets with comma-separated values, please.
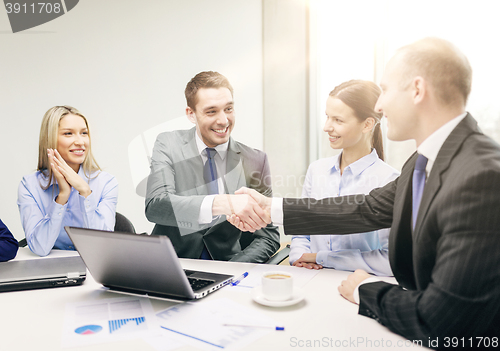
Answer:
[310, 0, 500, 170]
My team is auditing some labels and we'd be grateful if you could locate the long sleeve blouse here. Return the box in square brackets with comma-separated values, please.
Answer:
[289, 150, 399, 276]
[18, 168, 118, 256]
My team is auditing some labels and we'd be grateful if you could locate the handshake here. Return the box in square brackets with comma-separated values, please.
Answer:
[212, 187, 273, 232]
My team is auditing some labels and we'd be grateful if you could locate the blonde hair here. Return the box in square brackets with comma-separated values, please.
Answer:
[38, 105, 100, 189]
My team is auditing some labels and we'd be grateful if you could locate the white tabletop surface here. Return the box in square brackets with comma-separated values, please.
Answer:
[1, 248, 425, 351]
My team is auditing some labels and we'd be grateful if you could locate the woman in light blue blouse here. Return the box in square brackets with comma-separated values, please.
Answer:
[289, 80, 399, 276]
[18, 106, 118, 256]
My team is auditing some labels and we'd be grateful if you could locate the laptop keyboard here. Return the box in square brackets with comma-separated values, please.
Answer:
[184, 270, 216, 292]
[188, 277, 214, 291]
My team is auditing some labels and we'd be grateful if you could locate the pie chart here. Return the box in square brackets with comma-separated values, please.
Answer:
[74, 325, 103, 335]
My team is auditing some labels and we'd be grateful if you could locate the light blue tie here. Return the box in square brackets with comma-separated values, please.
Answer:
[412, 154, 428, 230]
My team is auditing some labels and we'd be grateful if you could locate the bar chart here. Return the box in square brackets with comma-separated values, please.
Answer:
[108, 317, 146, 334]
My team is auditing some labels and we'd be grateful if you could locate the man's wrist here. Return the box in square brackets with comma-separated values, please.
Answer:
[226, 195, 235, 215]
[212, 195, 230, 216]
[263, 197, 272, 213]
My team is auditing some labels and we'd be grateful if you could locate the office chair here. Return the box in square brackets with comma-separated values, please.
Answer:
[239, 232, 290, 265]
[114, 212, 136, 234]
[264, 244, 290, 265]
[17, 212, 137, 248]
[238, 231, 253, 251]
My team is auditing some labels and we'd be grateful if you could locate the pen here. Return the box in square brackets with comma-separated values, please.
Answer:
[230, 272, 249, 286]
[223, 323, 284, 331]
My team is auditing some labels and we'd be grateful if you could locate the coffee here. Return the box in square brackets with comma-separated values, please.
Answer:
[265, 274, 291, 279]
[261, 271, 294, 301]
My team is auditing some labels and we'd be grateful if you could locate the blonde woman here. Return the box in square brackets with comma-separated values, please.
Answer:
[18, 106, 118, 256]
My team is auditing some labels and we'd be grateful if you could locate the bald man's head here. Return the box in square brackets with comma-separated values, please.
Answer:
[395, 37, 472, 106]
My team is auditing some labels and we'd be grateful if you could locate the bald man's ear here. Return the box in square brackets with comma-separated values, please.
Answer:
[186, 107, 196, 124]
[413, 76, 426, 105]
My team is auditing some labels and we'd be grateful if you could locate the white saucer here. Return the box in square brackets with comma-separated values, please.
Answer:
[252, 286, 305, 307]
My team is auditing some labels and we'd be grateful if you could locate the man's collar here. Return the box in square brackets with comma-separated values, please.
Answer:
[418, 112, 467, 163]
[194, 131, 229, 160]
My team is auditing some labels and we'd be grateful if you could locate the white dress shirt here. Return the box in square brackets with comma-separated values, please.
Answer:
[354, 112, 467, 302]
[195, 132, 229, 224]
[418, 113, 467, 176]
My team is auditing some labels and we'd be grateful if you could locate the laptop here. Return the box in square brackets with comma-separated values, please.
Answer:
[0, 256, 86, 292]
[64, 226, 234, 300]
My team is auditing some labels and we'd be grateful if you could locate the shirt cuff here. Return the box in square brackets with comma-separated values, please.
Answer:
[315, 250, 329, 266]
[271, 197, 284, 225]
[79, 191, 96, 213]
[51, 196, 67, 216]
[199, 195, 216, 224]
[353, 277, 382, 304]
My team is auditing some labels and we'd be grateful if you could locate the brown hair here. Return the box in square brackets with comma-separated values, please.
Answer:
[38, 105, 100, 189]
[329, 80, 384, 161]
[185, 71, 233, 111]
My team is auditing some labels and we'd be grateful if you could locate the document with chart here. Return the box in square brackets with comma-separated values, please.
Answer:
[61, 296, 161, 347]
[156, 298, 280, 350]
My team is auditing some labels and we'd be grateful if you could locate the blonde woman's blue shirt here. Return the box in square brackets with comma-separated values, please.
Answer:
[18, 168, 118, 256]
[289, 149, 399, 276]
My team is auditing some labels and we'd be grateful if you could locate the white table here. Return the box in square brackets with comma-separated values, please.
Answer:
[1, 248, 423, 351]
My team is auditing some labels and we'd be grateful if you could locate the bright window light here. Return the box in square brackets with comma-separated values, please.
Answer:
[311, 0, 500, 170]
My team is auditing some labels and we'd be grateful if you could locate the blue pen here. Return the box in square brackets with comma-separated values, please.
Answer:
[223, 323, 285, 331]
[231, 272, 249, 286]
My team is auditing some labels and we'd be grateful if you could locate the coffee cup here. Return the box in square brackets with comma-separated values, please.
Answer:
[261, 271, 293, 301]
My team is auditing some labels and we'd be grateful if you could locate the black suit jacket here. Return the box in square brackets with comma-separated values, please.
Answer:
[145, 128, 280, 263]
[0, 219, 18, 262]
[283, 114, 500, 347]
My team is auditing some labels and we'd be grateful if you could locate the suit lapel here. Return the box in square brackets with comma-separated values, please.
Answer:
[224, 138, 246, 193]
[181, 128, 206, 195]
[390, 152, 417, 289]
[413, 114, 478, 238]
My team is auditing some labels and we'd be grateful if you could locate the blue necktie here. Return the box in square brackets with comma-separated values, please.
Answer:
[412, 154, 428, 230]
[200, 148, 218, 260]
[203, 148, 219, 195]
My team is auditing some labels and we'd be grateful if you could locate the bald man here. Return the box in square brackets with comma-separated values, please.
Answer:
[230, 38, 500, 348]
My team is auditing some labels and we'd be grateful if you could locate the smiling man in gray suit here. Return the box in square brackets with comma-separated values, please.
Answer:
[230, 38, 500, 348]
[145, 71, 279, 262]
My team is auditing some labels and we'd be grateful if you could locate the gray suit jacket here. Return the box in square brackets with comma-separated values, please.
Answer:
[282, 114, 500, 347]
[145, 127, 280, 262]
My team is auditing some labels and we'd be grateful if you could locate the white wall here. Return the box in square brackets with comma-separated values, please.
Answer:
[263, 0, 309, 201]
[0, 0, 264, 238]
